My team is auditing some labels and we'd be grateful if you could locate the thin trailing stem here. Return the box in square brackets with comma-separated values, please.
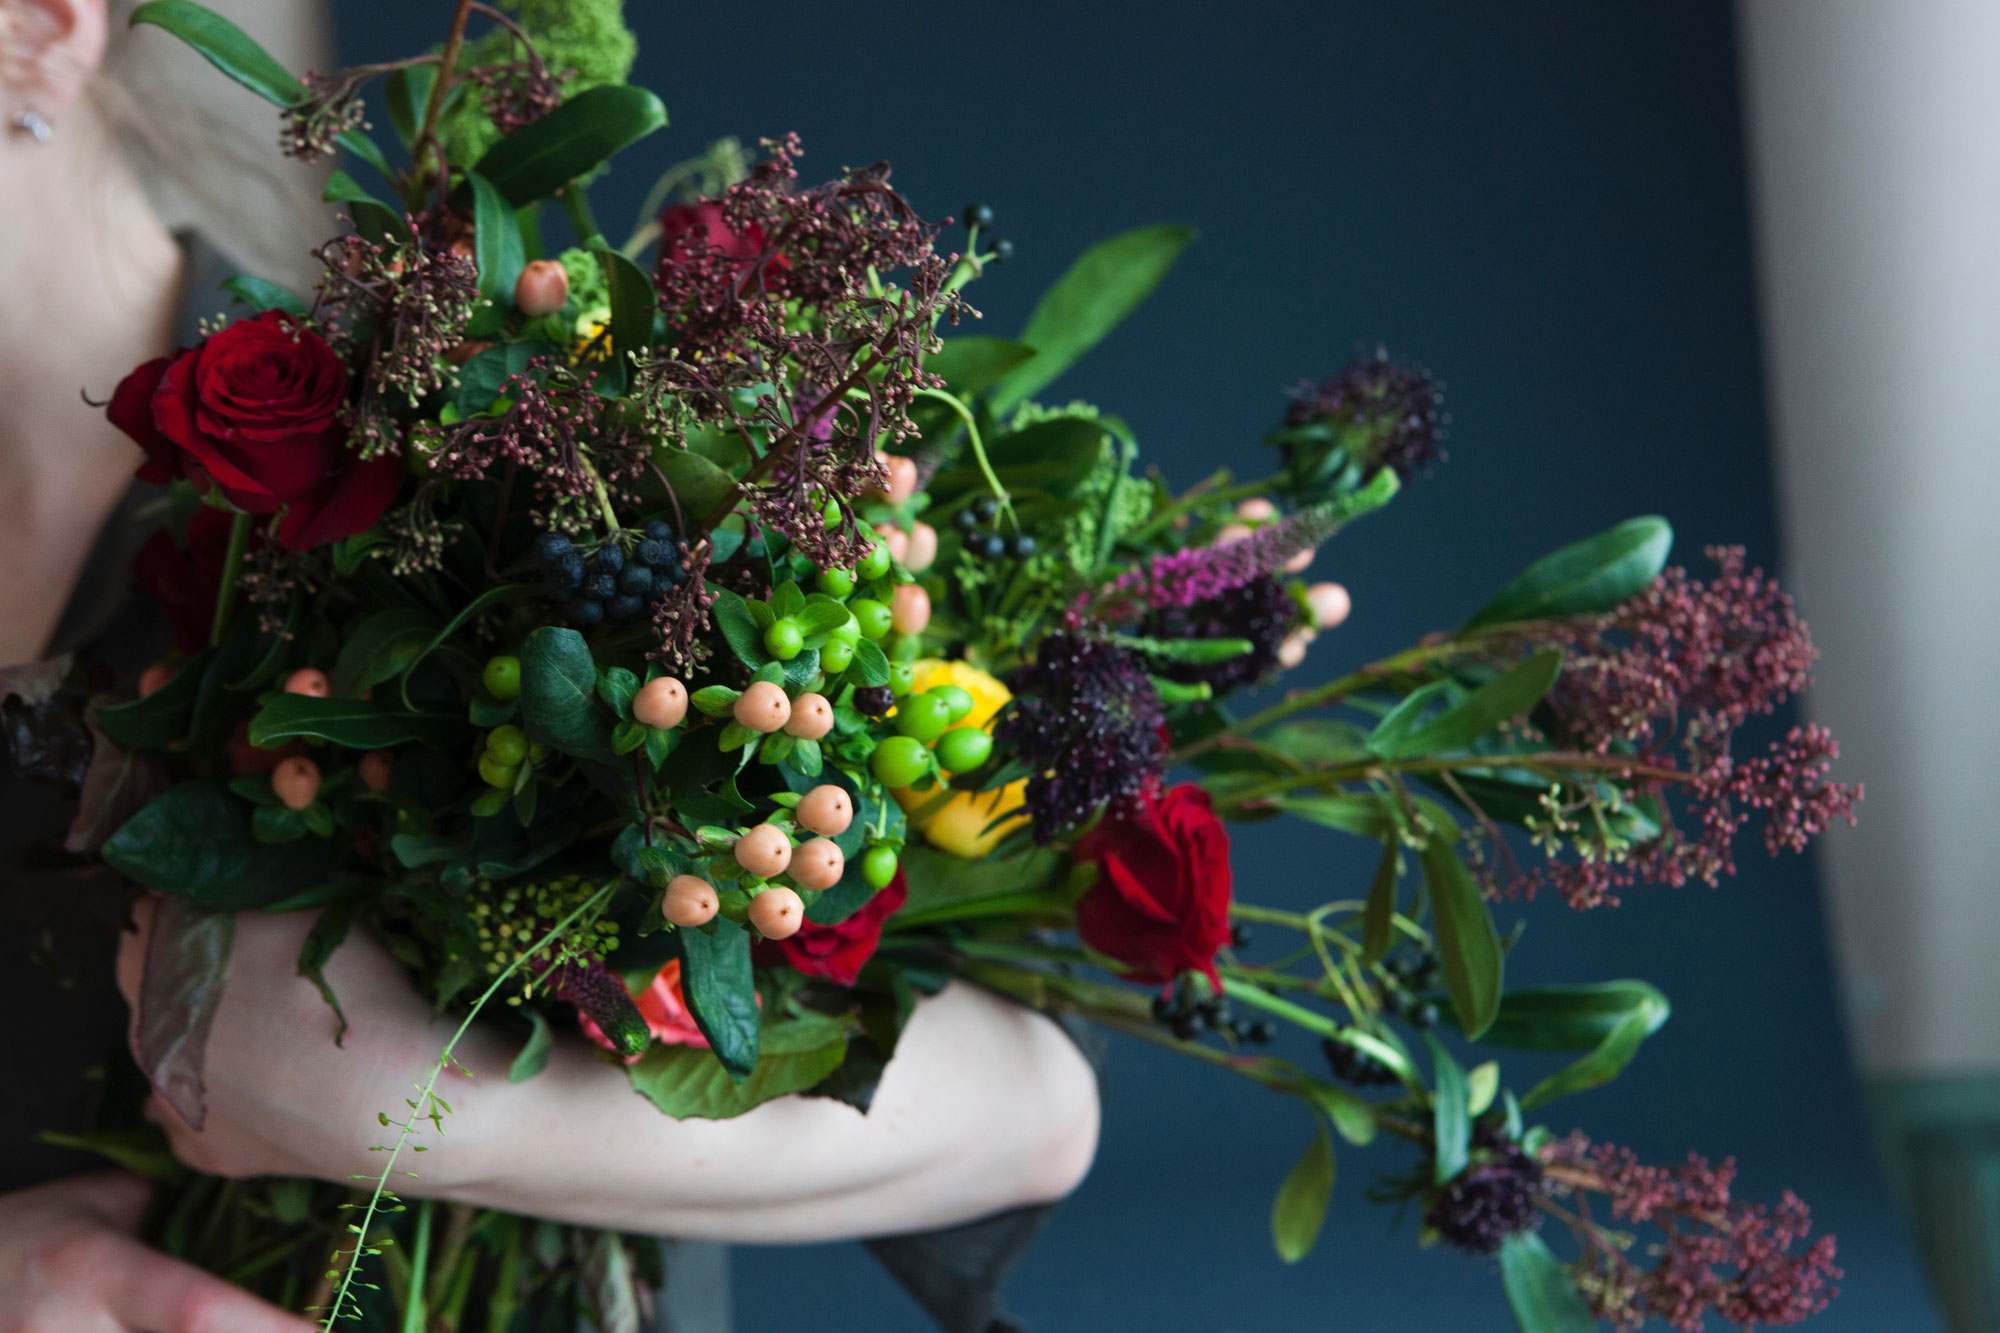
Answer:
[912, 387, 1016, 530]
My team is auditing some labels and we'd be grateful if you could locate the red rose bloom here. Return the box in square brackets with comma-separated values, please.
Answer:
[108, 312, 401, 551]
[754, 870, 907, 986]
[132, 507, 255, 655]
[657, 201, 770, 271]
[1073, 784, 1233, 987]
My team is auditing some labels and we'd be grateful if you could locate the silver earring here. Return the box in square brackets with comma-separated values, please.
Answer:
[10, 110, 53, 145]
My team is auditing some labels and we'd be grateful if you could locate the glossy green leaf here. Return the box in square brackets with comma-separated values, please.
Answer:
[1360, 840, 1399, 964]
[1465, 516, 1672, 630]
[103, 782, 344, 910]
[94, 648, 211, 749]
[1429, 1033, 1470, 1184]
[596, 245, 657, 369]
[518, 627, 615, 761]
[1521, 1007, 1657, 1111]
[1270, 793, 1395, 839]
[1420, 839, 1502, 1039]
[596, 667, 640, 719]
[1297, 1078, 1378, 1148]
[710, 589, 769, 670]
[1375, 649, 1564, 759]
[1259, 719, 1373, 767]
[1479, 981, 1671, 1051]
[925, 337, 1036, 397]
[992, 224, 1196, 411]
[655, 449, 739, 521]
[628, 1032, 845, 1120]
[398, 583, 537, 706]
[221, 274, 307, 315]
[332, 607, 438, 697]
[1364, 679, 1455, 758]
[469, 170, 525, 302]
[1500, 1232, 1597, 1333]
[383, 63, 433, 146]
[849, 638, 891, 687]
[509, 1011, 555, 1084]
[1270, 1118, 1335, 1263]
[472, 85, 668, 208]
[247, 695, 463, 751]
[676, 918, 760, 1078]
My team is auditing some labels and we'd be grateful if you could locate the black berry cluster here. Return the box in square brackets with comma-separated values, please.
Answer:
[1321, 1036, 1400, 1088]
[961, 201, 1012, 264]
[952, 496, 1036, 562]
[1384, 951, 1442, 1030]
[538, 522, 687, 627]
[1150, 980, 1274, 1046]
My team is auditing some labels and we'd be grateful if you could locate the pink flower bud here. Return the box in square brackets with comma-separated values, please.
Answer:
[1307, 582, 1351, 629]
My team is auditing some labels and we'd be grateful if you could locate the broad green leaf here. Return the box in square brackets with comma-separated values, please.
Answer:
[1364, 679, 1455, 758]
[1375, 649, 1564, 759]
[517, 627, 614, 761]
[469, 170, 525, 303]
[1428, 1033, 1470, 1184]
[1480, 981, 1671, 1051]
[331, 607, 438, 697]
[595, 245, 658, 370]
[596, 667, 640, 719]
[628, 1034, 845, 1120]
[1521, 1008, 1657, 1111]
[1500, 1231, 1597, 1333]
[654, 446, 738, 517]
[1467, 1061, 1501, 1116]
[509, 1011, 554, 1084]
[1297, 1078, 1378, 1147]
[925, 337, 1036, 397]
[676, 918, 760, 1078]
[1419, 840, 1502, 1039]
[992, 224, 1196, 411]
[247, 695, 463, 751]
[472, 85, 668, 208]
[1271, 793, 1395, 839]
[709, 589, 769, 670]
[849, 638, 891, 687]
[1360, 840, 1399, 964]
[1465, 516, 1672, 630]
[94, 648, 211, 750]
[1270, 1118, 1335, 1263]
[220, 274, 307, 315]
[104, 782, 343, 910]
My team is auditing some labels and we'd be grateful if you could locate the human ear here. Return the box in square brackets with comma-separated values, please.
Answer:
[1, 0, 109, 119]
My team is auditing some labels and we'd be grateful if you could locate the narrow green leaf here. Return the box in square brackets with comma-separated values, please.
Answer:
[1465, 516, 1673, 631]
[1297, 1079, 1378, 1147]
[383, 63, 433, 146]
[595, 245, 657, 369]
[508, 1011, 554, 1084]
[1360, 840, 1399, 964]
[469, 170, 525, 303]
[1271, 794, 1395, 839]
[1521, 1008, 1657, 1111]
[925, 337, 1036, 397]
[1500, 1232, 1597, 1333]
[130, 1, 301, 105]
[1364, 679, 1455, 758]
[472, 85, 668, 208]
[1467, 1061, 1501, 1116]
[247, 696, 464, 751]
[332, 607, 439, 697]
[992, 224, 1196, 411]
[1420, 840, 1502, 1039]
[221, 274, 307, 315]
[1428, 1033, 1470, 1184]
[1377, 649, 1564, 759]
[37, 1128, 183, 1183]
[1479, 981, 1671, 1051]
[676, 919, 759, 1078]
[1270, 1118, 1335, 1263]
[295, 896, 358, 1045]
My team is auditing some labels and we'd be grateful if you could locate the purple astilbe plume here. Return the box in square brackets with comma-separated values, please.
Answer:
[1284, 347, 1448, 481]
[1138, 574, 1298, 693]
[995, 634, 1167, 842]
[1488, 548, 1860, 909]
[1425, 1126, 1544, 1255]
[549, 959, 649, 1059]
[1090, 502, 1350, 620]
[1543, 1134, 1840, 1331]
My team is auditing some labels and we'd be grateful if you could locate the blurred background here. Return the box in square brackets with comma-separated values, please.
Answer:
[326, 1, 1992, 1328]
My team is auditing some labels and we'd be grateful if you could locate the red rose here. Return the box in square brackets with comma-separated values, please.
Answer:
[109, 312, 401, 551]
[132, 507, 256, 656]
[1073, 784, 1233, 988]
[754, 870, 908, 987]
[657, 201, 770, 270]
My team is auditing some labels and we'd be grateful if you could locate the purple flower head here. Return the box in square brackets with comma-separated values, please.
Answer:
[1425, 1127, 1544, 1255]
[1094, 502, 1349, 619]
[1139, 574, 1298, 694]
[995, 634, 1167, 842]
[1275, 348, 1447, 498]
[551, 958, 650, 1059]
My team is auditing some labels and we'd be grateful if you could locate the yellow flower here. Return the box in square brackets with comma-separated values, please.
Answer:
[891, 660, 1029, 859]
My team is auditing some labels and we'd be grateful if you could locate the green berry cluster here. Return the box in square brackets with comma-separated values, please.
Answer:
[468, 875, 620, 1001]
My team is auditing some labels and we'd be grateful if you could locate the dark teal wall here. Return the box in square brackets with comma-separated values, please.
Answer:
[333, 3, 1940, 1327]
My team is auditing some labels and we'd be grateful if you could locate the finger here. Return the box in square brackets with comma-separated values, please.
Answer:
[59, 1169, 154, 1233]
[114, 893, 160, 1010]
[104, 1231, 314, 1333]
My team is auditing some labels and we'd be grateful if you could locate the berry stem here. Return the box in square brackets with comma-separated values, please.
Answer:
[912, 387, 1015, 530]
[207, 511, 255, 649]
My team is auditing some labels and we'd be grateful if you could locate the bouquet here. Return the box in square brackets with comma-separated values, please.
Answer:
[22, 1, 1862, 1328]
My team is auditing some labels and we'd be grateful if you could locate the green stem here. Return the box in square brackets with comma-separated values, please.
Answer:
[399, 1201, 433, 1333]
[1126, 471, 1284, 545]
[561, 184, 606, 248]
[208, 511, 254, 649]
[912, 387, 1015, 529]
[1173, 638, 1468, 762]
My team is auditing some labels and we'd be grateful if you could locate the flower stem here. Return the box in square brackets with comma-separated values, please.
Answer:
[398, 1201, 432, 1333]
[1126, 471, 1285, 545]
[208, 511, 254, 649]
[912, 387, 1015, 528]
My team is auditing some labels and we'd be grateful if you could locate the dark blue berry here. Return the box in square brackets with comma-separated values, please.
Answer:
[636, 539, 670, 568]
[853, 686, 895, 717]
[973, 496, 999, 522]
[545, 562, 582, 599]
[619, 564, 654, 595]
[644, 520, 674, 542]
[606, 594, 644, 622]
[963, 201, 995, 230]
[953, 507, 981, 533]
[990, 238, 1015, 264]
[591, 573, 618, 600]
[568, 598, 605, 626]
[536, 533, 573, 566]
[979, 533, 1007, 560]
[592, 546, 624, 575]
[1009, 534, 1037, 560]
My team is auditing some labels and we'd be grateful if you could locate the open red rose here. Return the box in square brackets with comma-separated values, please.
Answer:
[109, 311, 401, 551]
[132, 506, 259, 656]
[657, 201, 771, 272]
[754, 870, 907, 987]
[1073, 784, 1233, 988]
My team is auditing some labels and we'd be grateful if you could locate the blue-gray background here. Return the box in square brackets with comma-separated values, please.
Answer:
[330, 3, 1940, 1327]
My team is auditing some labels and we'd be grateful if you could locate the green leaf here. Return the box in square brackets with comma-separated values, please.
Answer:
[1259, 719, 1373, 766]
[518, 627, 615, 761]
[1467, 1061, 1501, 1117]
[992, 223, 1196, 411]
[1297, 1078, 1378, 1148]
[37, 1128, 183, 1183]
[247, 696, 464, 751]
[849, 638, 891, 687]
[1360, 840, 1399, 964]
[332, 607, 439, 697]
[926, 337, 1036, 397]
[1500, 1232, 1597, 1333]
[596, 667, 640, 718]
[1480, 981, 1671, 1051]
[628, 1033, 846, 1120]
[468, 170, 525, 303]
[1269, 1118, 1335, 1263]
[1375, 649, 1564, 759]
[1521, 1007, 1658, 1111]
[655, 448, 738, 520]
[1363, 679, 1455, 758]
[399, 584, 539, 705]
[94, 648, 211, 749]
[509, 1011, 554, 1084]
[1465, 516, 1673, 631]
[472, 85, 668, 208]
[691, 685, 740, 717]
[295, 896, 358, 1044]
[595, 245, 657, 370]
[1113, 634, 1254, 665]
[676, 919, 759, 1078]
[1419, 840, 1502, 1040]
[1270, 794, 1394, 839]
[1429, 1033, 1470, 1184]
[221, 274, 307, 315]
[103, 782, 345, 910]
[383, 63, 433, 146]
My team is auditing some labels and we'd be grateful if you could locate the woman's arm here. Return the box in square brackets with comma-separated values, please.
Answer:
[115, 901, 1100, 1242]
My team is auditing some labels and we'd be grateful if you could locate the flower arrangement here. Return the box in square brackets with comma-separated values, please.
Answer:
[24, 1, 1861, 1329]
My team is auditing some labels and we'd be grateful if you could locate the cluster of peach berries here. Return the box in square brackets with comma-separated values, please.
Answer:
[660, 782, 865, 941]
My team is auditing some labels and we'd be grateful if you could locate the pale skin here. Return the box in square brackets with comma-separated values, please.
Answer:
[0, 0, 1099, 1326]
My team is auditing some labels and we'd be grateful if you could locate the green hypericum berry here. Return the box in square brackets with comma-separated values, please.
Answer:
[887, 662, 915, 696]
[483, 655, 522, 700]
[934, 727, 993, 772]
[894, 693, 953, 743]
[819, 638, 855, 673]
[765, 619, 805, 660]
[829, 614, 862, 646]
[478, 753, 519, 789]
[486, 724, 529, 767]
[857, 541, 892, 580]
[850, 598, 892, 640]
[870, 735, 929, 787]
[930, 683, 975, 723]
[815, 567, 855, 598]
[861, 844, 899, 889]
[821, 496, 842, 526]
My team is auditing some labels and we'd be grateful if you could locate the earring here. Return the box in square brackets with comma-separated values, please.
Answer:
[10, 110, 53, 144]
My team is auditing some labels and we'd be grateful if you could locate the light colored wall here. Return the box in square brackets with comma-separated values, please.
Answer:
[1737, 0, 2000, 1075]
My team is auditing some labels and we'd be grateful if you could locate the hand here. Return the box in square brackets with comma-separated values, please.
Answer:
[0, 1171, 312, 1333]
